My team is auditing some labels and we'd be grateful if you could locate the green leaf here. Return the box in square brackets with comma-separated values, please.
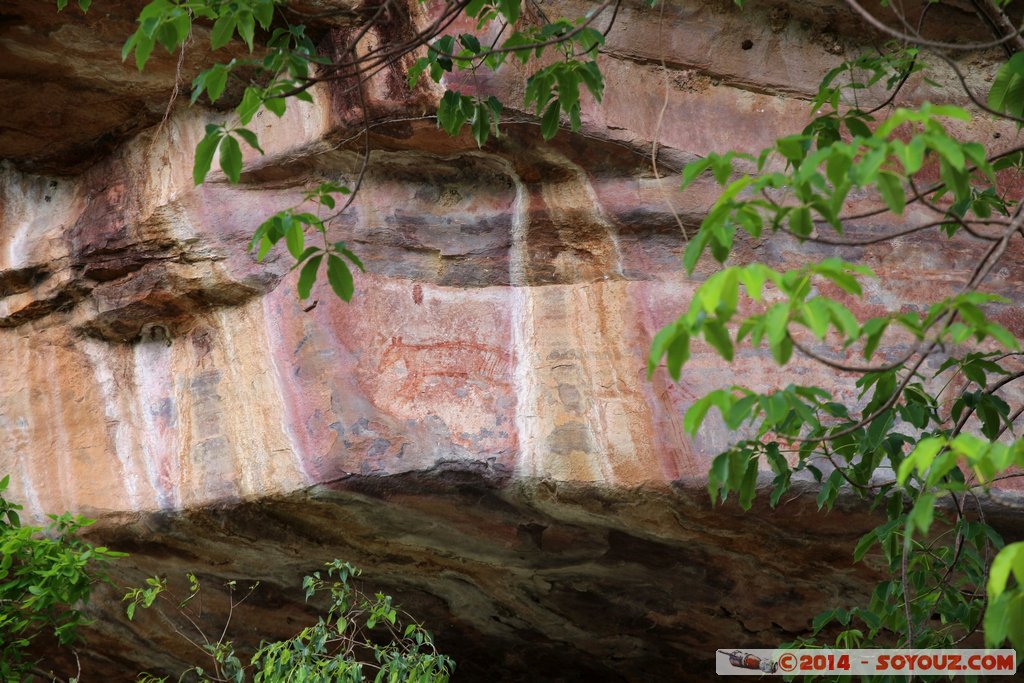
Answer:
[897, 436, 945, 485]
[738, 455, 759, 511]
[486, 95, 503, 118]
[707, 452, 730, 501]
[578, 61, 604, 103]
[876, 171, 905, 214]
[816, 469, 844, 510]
[407, 57, 428, 88]
[496, 0, 521, 25]
[682, 228, 712, 274]
[819, 270, 862, 296]
[738, 264, 774, 301]
[459, 33, 481, 53]
[853, 146, 886, 184]
[297, 255, 323, 300]
[264, 97, 286, 117]
[789, 206, 813, 237]
[776, 135, 809, 166]
[922, 103, 972, 121]
[994, 149, 1024, 171]
[907, 492, 935, 535]
[156, 22, 180, 53]
[929, 134, 966, 171]
[861, 317, 889, 359]
[826, 300, 860, 340]
[845, 116, 872, 138]
[696, 268, 732, 316]
[649, 323, 678, 376]
[237, 87, 263, 124]
[764, 304, 789, 348]
[681, 158, 713, 190]
[234, 128, 264, 154]
[895, 137, 926, 175]
[762, 391, 788, 426]
[554, 66, 581, 111]
[134, 34, 156, 71]
[988, 542, 1024, 601]
[197, 64, 229, 103]
[665, 331, 690, 380]
[285, 223, 304, 259]
[219, 134, 243, 184]
[684, 390, 731, 436]
[210, 14, 237, 50]
[501, 31, 534, 64]
[853, 530, 878, 563]
[725, 395, 758, 430]
[988, 53, 1024, 120]
[925, 448, 960, 487]
[802, 298, 830, 339]
[253, 0, 274, 29]
[825, 151, 851, 188]
[193, 128, 222, 185]
[121, 31, 138, 63]
[984, 588, 1024, 650]
[236, 10, 256, 51]
[984, 322, 1021, 351]
[326, 254, 355, 301]
[437, 90, 469, 136]
[471, 102, 490, 147]
[335, 243, 365, 271]
[812, 608, 840, 634]
[703, 320, 734, 361]
[540, 101, 561, 140]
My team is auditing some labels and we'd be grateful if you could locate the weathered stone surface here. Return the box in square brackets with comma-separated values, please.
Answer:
[67, 474, 892, 682]
[1, 0, 1023, 681]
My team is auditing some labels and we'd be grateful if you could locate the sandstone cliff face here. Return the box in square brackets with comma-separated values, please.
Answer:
[1, 1, 1022, 680]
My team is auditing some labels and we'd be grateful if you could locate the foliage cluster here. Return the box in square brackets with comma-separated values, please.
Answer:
[126, 561, 453, 683]
[2, 469, 451, 683]
[647, 1, 1024, 666]
[1, 475, 123, 682]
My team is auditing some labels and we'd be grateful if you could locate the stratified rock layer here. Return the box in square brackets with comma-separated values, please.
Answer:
[2, 0, 1023, 680]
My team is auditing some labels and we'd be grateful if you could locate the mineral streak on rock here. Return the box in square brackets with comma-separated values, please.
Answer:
[1, 0, 1023, 681]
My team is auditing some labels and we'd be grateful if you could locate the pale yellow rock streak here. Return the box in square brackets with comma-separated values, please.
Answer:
[513, 152, 657, 483]
[176, 301, 305, 508]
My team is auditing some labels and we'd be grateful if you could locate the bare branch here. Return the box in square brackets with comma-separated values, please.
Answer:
[845, 0, 1024, 51]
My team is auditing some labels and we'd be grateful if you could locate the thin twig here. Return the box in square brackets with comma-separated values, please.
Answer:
[845, 0, 1024, 51]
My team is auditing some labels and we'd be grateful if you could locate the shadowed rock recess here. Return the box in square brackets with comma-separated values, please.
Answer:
[2, 0, 1023, 680]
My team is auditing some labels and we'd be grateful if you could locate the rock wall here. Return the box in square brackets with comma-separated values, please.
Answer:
[1, 1, 1022, 680]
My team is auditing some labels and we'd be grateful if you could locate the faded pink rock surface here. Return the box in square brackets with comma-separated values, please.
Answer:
[1, 1, 1023, 680]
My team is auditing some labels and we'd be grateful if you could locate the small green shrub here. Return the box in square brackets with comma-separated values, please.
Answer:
[127, 560, 455, 683]
[1, 474, 125, 681]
